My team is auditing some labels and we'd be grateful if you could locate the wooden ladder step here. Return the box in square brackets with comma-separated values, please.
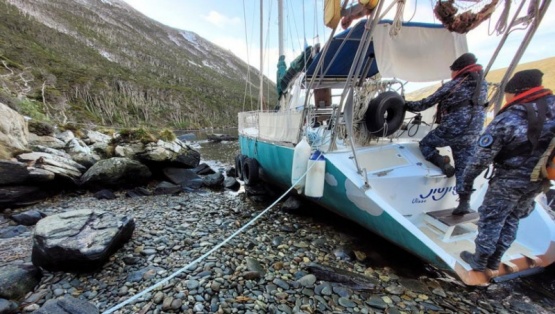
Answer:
[427, 209, 479, 227]
[424, 209, 479, 242]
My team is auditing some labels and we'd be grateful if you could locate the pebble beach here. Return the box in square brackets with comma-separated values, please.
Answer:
[2, 182, 555, 314]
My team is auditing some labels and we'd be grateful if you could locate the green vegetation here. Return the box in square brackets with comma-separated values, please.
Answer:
[158, 129, 176, 142]
[0, 0, 278, 130]
[58, 123, 84, 138]
[114, 128, 157, 144]
[28, 120, 54, 136]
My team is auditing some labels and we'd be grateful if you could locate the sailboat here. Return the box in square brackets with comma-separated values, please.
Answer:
[236, 0, 555, 286]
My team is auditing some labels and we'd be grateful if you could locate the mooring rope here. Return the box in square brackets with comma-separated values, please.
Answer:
[102, 154, 322, 314]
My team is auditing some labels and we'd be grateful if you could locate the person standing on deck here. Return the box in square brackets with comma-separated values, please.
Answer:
[459, 69, 555, 271]
[405, 53, 488, 215]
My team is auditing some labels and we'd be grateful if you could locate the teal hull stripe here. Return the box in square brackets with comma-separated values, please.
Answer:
[239, 136, 450, 270]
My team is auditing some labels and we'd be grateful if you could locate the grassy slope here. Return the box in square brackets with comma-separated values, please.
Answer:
[0, 0, 276, 129]
[407, 56, 555, 101]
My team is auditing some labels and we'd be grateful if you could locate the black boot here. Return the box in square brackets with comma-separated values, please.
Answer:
[460, 250, 488, 271]
[486, 250, 504, 270]
[429, 154, 455, 177]
[452, 193, 472, 215]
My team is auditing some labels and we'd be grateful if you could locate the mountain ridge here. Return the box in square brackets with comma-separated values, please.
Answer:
[0, 0, 275, 129]
[407, 56, 555, 101]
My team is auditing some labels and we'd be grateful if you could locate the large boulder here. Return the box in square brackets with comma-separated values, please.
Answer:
[0, 186, 54, 209]
[0, 264, 42, 300]
[80, 157, 151, 190]
[0, 103, 28, 155]
[27, 133, 65, 150]
[0, 160, 55, 185]
[138, 140, 200, 168]
[65, 138, 99, 168]
[83, 130, 111, 145]
[32, 209, 135, 272]
[17, 152, 85, 185]
[162, 167, 203, 190]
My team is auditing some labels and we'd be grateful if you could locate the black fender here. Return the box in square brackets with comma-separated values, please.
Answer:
[364, 91, 406, 137]
[242, 157, 260, 186]
[235, 154, 246, 180]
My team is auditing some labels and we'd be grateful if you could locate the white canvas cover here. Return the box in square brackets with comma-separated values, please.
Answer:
[372, 23, 468, 82]
[238, 111, 303, 143]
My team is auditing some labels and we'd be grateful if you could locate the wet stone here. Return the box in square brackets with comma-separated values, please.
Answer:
[338, 297, 356, 308]
[385, 284, 405, 295]
[186, 279, 199, 290]
[398, 278, 430, 294]
[366, 296, 388, 310]
[297, 274, 316, 287]
[273, 278, 290, 290]
[332, 285, 351, 298]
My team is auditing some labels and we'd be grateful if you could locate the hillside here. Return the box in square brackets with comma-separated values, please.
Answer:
[407, 56, 555, 101]
[0, 0, 276, 129]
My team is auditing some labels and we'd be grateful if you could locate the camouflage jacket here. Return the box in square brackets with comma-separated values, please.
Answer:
[405, 74, 488, 137]
[463, 94, 555, 183]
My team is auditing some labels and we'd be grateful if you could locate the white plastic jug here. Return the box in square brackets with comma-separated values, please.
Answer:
[305, 150, 325, 198]
[291, 137, 311, 193]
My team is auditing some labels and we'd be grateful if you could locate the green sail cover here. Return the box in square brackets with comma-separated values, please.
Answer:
[276, 55, 287, 97]
[278, 46, 313, 98]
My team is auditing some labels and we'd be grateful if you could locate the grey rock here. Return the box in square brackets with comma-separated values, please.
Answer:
[186, 279, 199, 290]
[366, 296, 388, 310]
[338, 297, 356, 308]
[10, 210, 46, 226]
[0, 264, 42, 300]
[297, 274, 316, 287]
[32, 209, 135, 272]
[33, 296, 97, 314]
[281, 195, 302, 212]
[93, 189, 117, 200]
[245, 257, 266, 277]
[0, 186, 53, 209]
[202, 172, 224, 188]
[80, 158, 151, 191]
[153, 181, 182, 195]
[0, 225, 29, 239]
[0, 298, 18, 314]
[0, 160, 54, 185]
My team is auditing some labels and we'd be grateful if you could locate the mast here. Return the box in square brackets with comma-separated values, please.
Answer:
[276, 0, 287, 99]
[259, 0, 264, 111]
[278, 0, 284, 56]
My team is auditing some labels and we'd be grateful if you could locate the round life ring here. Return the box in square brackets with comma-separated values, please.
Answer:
[364, 91, 406, 137]
[235, 154, 246, 180]
[242, 157, 260, 186]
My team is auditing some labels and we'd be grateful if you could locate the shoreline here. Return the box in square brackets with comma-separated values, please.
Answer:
[2, 189, 555, 313]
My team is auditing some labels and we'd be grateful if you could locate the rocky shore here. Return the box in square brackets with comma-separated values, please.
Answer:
[2, 186, 555, 314]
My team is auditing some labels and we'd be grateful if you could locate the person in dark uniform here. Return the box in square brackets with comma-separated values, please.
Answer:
[405, 53, 488, 215]
[459, 69, 555, 271]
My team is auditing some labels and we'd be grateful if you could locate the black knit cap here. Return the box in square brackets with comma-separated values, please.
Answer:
[504, 69, 544, 94]
[450, 53, 477, 71]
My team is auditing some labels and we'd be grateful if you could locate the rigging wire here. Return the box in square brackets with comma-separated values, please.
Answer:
[407, 0, 418, 22]
[241, 0, 253, 111]
[263, 0, 275, 110]
[492, 0, 511, 35]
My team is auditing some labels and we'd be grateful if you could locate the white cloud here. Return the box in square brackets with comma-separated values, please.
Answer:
[203, 11, 240, 28]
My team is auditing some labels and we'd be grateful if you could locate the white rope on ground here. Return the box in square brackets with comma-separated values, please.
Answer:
[102, 157, 321, 314]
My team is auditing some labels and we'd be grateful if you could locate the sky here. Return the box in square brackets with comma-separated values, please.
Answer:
[121, 0, 555, 91]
